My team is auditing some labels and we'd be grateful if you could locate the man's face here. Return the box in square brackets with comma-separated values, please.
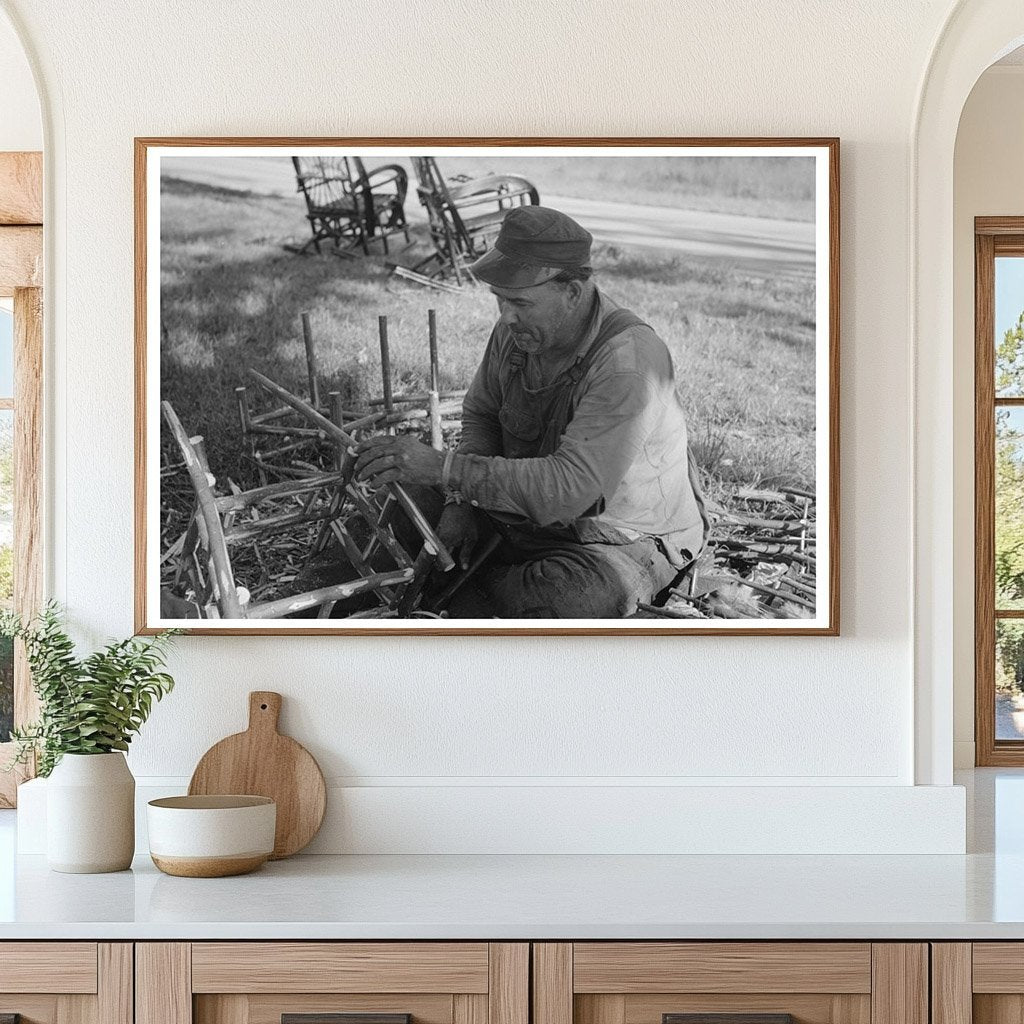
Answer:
[490, 281, 576, 355]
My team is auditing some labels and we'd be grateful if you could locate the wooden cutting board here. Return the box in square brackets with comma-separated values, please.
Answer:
[188, 691, 326, 859]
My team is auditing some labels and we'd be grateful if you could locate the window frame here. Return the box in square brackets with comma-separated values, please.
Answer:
[975, 217, 1024, 765]
[0, 151, 43, 807]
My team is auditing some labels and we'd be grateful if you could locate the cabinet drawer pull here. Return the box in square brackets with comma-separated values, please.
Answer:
[283, 1015, 411, 1024]
[664, 1016, 795, 1024]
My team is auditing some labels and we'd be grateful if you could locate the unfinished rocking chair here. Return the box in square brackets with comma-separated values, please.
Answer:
[161, 396, 451, 621]
[395, 156, 539, 286]
[291, 155, 410, 256]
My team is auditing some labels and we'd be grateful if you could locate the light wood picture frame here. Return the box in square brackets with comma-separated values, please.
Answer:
[136, 137, 839, 636]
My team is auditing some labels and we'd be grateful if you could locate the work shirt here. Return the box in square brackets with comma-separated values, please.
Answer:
[453, 288, 706, 564]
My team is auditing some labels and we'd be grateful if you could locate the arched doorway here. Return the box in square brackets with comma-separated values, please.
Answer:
[913, 1, 1024, 785]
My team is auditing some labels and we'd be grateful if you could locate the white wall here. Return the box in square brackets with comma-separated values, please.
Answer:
[0, 8, 39, 151]
[0, 0, 974, 852]
[952, 66, 1024, 767]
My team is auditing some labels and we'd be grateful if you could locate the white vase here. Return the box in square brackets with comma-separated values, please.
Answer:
[46, 752, 135, 873]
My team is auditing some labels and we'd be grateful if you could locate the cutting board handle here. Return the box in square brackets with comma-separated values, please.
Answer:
[248, 691, 282, 734]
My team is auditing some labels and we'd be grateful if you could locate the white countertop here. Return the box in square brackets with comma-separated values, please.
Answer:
[0, 843, 1011, 937]
[0, 835, 1019, 937]
[0, 848, 1022, 940]
[1, 768, 1022, 941]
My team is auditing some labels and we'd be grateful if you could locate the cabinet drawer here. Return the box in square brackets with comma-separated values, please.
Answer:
[196, 991, 479, 1024]
[973, 944, 1024, 992]
[572, 944, 872, 994]
[139, 942, 528, 1024]
[0, 942, 99, 993]
[191, 943, 490, 993]
[0, 943, 130, 1024]
[570, 943, 872, 1024]
[939, 942, 1024, 1024]
[533, 943, 925, 1024]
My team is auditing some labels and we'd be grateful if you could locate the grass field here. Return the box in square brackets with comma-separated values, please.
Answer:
[159, 174, 816, 516]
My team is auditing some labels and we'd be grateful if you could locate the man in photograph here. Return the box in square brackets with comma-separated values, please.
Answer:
[354, 205, 708, 618]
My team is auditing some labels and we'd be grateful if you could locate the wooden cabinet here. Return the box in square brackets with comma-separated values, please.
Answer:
[0, 938, 946, 1024]
[932, 943, 1024, 1024]
[136, 944, 528, 1024]
[0, 942, 132, 1024]
[532, 943, 928, 1024]
[926, 943, 1024, 1024]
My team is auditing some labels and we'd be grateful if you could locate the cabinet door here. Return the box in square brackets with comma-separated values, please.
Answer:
[0, 943, 131, 1024]
[533, 944, 927, 1024]
[137, 943, 528, 1024]
[945, 943, 1024, 1024]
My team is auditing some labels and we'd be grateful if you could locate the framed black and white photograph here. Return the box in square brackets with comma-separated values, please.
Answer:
[135, 137, 838, 635]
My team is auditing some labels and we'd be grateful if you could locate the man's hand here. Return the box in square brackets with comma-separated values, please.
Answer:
[436, 502, 479, 570]
[354, 435, 444, 490]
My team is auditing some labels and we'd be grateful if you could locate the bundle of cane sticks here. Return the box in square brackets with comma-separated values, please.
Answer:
[638, 487, 817, 621]
[161, 308, 471, 619]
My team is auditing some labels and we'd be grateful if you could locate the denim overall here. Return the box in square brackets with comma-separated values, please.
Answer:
[465, 308, 684, 618]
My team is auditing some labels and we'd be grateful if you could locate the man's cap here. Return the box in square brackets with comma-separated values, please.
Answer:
[469, 206, 593, 290]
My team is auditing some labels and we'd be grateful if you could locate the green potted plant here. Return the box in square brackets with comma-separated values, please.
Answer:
[2, 603, 178, 873]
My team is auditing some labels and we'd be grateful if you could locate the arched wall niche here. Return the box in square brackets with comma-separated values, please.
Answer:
[951, 44, 1024, 770]
[914, 0, 1024, 785]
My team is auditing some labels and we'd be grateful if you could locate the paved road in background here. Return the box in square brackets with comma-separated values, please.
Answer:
[161, 156, 816, 279]
[548, 193, 814, 278]
[998, 693, 1024, 740]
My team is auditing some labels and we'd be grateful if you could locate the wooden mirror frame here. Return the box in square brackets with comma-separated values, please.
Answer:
[0, 151, 43, 807]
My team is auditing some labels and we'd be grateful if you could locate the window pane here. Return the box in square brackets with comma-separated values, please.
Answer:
[998, 620, 1024, 740]
[997, 407, 1024, 609]
[0, 306, 11, 399]
[0, 409, 12, 742]
[996, 256, 1024, 397]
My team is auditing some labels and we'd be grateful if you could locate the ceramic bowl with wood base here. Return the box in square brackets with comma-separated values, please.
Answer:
[147, 795, 276, 877]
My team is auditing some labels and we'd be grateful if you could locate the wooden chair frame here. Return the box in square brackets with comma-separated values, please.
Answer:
[162, 402, 418, 620]
[292, 155, 410, 256]
[161, 369, 454, 621]
[408, 156, 538, 284]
